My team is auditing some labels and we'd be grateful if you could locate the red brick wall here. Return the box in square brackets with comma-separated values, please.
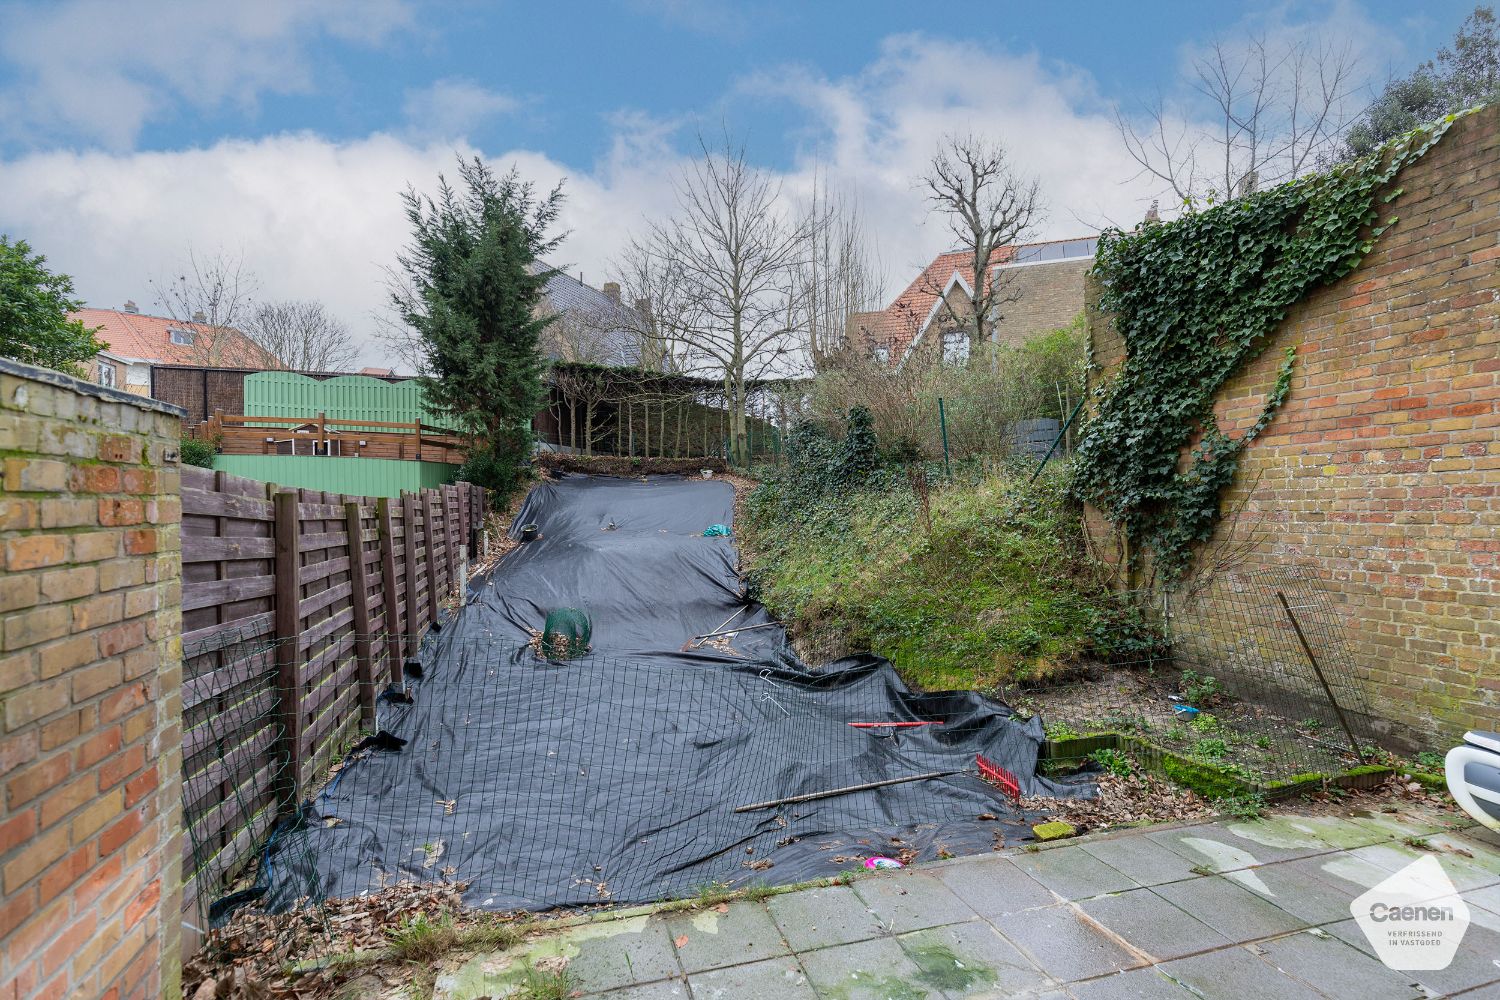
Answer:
[1085, 107, 1500, 746]
[0, 361, 183, 999]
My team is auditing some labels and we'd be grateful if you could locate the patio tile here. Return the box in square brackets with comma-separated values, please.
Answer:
[989, 904, 1144, 982]
[1341, 809, 1452, 841]
[555, 914, 682, 993]
[1253, 814, 1394, 850]
[587, 980, 692, 999]
[1322, 917, 1500, 998]
[934, 856, 1057, 917]
[1080, 833, 1205, 887]
[664, 901, 789, 974]
[766, 884, 884, 951]
[1347, 841, 1500, 892]
[1220, 857, 1363, 925]
[1077, 886, 1229, 960]
[798, 938, 939, 999]
[1152, 876, 1307, 942]
[1252, 929, 1424, 1000]
[897, 921, 1056, 997]
[853, 871, 978, 933]
[1011, 844, 1139, 900]
[1157, 945, 1324, 999]
[687, 957, 816, 999]
[1068, 967, 1200, 999]
[1147, 824, 1329, 874]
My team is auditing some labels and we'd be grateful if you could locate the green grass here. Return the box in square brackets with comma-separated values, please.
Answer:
[743, 465, 1149, 689]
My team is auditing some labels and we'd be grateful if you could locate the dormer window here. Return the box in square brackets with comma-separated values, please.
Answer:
[169, 327, 195, 346]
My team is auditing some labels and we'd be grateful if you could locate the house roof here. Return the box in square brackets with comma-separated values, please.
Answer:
[71, 308, 281, 368]
[848, 236, 1097, 355]
[532, 264, 648, 368]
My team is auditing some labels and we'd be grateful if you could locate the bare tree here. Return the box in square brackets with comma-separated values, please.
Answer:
[621, 136, 811, 465]
[150, 248, 266, 365]
[921, 135, 1042, 353]
[1117, 34, 1361, 208]
[244, 300, 358, 372]
[793, 172, 884, 369]
[614, 250, 688, 374]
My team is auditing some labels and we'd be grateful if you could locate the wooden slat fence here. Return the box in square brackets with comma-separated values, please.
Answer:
[178, 467, 485, 933]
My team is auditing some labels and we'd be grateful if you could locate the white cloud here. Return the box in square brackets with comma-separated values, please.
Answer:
[0, 129, 688, 368]
[401, 79, 522, 142]
[0, 20, 1408, 371]
[0, 0, 413, 149]
[745, 34, 1165, 281]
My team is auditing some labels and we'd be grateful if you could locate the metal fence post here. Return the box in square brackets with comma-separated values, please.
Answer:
[938, 397, 952, 478]
[272, 489, 304, 798]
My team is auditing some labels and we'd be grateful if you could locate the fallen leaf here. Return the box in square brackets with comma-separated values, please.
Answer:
[714, 903, 729, 913]
[675, 935, 689, 948]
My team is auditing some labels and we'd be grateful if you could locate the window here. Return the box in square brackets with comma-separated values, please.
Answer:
[941, 328, 970, 365]
[169, 327, 195, 346]
[97, 363, 116, 387]
[870, 344, 891, 365]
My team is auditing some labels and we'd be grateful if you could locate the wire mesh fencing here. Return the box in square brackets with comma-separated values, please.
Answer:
[1004, 568, 1379, 788]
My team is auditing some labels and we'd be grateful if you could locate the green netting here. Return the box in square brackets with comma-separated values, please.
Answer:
[542, 608, 592, 659]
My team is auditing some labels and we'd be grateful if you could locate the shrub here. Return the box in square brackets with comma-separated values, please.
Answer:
[180, 435, 217, 469]
[1180, 669, 1226, 707]
[1089, 748, 1133, 778]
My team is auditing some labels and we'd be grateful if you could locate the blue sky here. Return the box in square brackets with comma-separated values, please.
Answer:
[0, 0, 1479, 364]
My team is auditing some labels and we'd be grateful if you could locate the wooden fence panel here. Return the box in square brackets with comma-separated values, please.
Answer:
[179, 476, 484, 927]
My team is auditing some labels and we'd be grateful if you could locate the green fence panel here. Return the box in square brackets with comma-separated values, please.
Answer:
[242, 371, 452, 427]
[211, 455, 458, 497]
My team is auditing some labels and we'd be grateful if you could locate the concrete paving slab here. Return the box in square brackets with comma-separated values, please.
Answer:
[1077, 887, 1230, 960]
[553, 913, 682, 993]
[1220, 857, 1362, 926]
[1011, 844, 1140, 900]
[896, 921, 1056, 997]
[1246, 814, 1394, 851]
[665, 901, 789, 974]
[1147, 823, 1330, 873]
[766, 884, 885, 951]
[587, 979, 692, 999]
[1152, 876, 1306, 942]
[1251, 929, 1424, 1000]
[853, 871, 978, 933]
[1347, 841, 1500, 892]
[1156, 945, 1325, 999]
[934, 856, 1057, 917]
[797, 937, 939, 999]
[1067, 967, 1200, 999]
[687, 957, 817, 999]
[1341, 809, 1453, 841]
[1322, 917, 1500, 998]
[988, 904, 1143, 982]
[1079, 832, 1206, 887]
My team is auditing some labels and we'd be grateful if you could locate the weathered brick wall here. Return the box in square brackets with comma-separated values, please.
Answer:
[0, 359, 184, 999]
[1085, 107, 1500, 747]
[992, 257, 1090, 347]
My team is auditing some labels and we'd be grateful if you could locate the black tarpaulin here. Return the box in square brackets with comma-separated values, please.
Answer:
[264, 474, 1088, 912]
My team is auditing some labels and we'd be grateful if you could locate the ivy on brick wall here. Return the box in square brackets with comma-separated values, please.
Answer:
[1073, 109, 1475, 586]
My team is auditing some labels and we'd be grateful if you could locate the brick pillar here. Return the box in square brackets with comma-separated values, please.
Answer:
[0, 359, 185, 1000]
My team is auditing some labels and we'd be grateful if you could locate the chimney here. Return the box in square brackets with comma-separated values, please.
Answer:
[192, 310, 207, 323]
[1143, 200, 1160, 225]
[634, 297, 652, 317]
[122, 299, 139, 314]
[602, 281, 621, 304]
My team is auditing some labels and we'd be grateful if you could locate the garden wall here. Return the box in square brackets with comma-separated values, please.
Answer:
[1086, 106, 1499, 748]
[0, 359, 184, 1000]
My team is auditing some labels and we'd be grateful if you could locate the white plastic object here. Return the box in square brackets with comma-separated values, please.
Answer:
[1445, 736, 1500, 833]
